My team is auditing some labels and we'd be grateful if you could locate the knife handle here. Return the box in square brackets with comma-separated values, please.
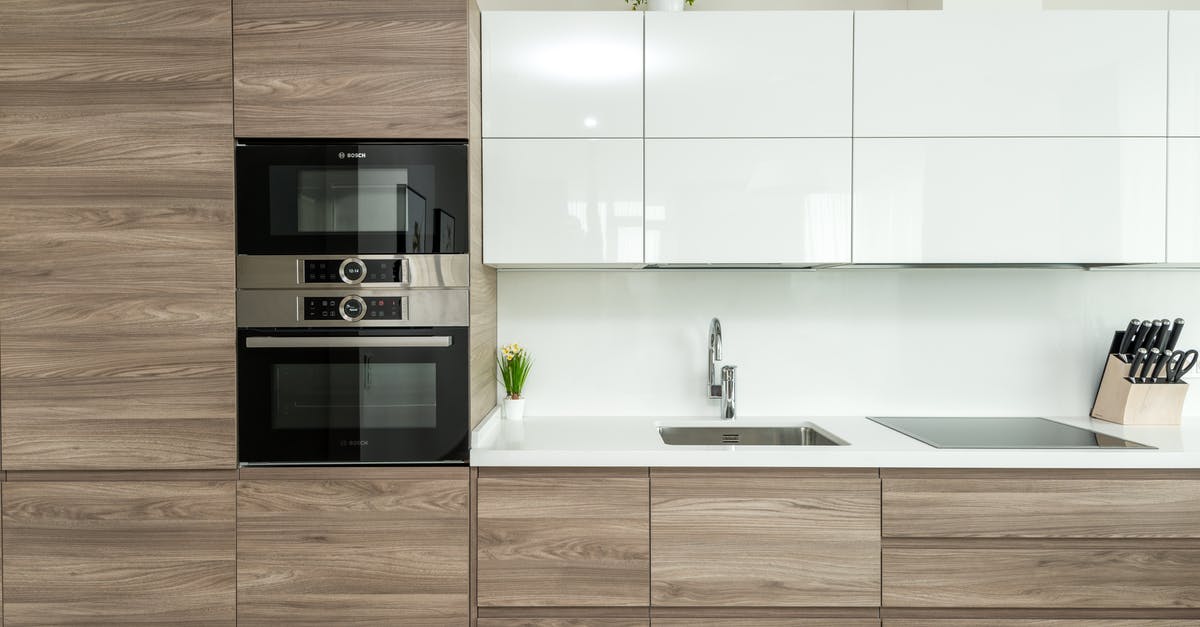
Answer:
[1166, 318, 1185, 351]
[1145, 320, 1163, 352]
[1141, 348, 1161, 379]
[1152, 349, 1171, 380]
[1119, 318, 1141, 354]
[1129, 348, 1148, 379]
[1132, 321, 1153, 352]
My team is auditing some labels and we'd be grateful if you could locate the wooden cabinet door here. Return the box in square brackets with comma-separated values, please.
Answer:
[476, 468, 650, 607]
[651, 469, 881, 607]
[2, 480, 236, 625]
[478, 620, 647, 627]
[236, 469, 469, 626]
[0, 0, 235, 470]
[233, 0, 468, 138]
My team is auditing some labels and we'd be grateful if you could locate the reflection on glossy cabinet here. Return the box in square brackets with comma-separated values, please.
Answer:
[1170, 11, 1200, 137]
[484, 139, 644, 267]
[1169, 139, 1200, 264]
[855, 11, 1167, 137]
[644, 12, 851, 138]
[482, 12, 642, 138]
[645, 139, 850, 265]
[853, 138, 1166, 264]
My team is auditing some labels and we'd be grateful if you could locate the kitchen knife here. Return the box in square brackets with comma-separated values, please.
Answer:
[1144, 319, 1163, 351]
[1119, 318, 1141, 354]
[1153, 349, 1172, 380]
[1141, 348, 1161, 380]
[1131, 321, 1152, 353]
[1166, 318, 1185, 351]
[1156, 319, 1173, 351]
[1128, 348, 1148, 380]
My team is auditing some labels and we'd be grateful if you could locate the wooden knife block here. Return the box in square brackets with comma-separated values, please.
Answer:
[1091, 354, 1187, 425]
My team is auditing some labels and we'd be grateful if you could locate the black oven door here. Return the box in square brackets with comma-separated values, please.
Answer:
[236, 142, 468, 255]
[237, 327, 469, 465]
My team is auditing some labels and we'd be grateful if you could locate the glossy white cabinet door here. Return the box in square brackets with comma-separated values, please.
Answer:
[1169, 139, 1200, 263]
[644, 12, 851, 138]
[645, 139, 850, 265]
[482, 12, 642, 138]
[853, 138, 1167, 264]
[483, 139, 643, 267]
[855, 11, 1167, 137]
[1170, 11, 1200, 137]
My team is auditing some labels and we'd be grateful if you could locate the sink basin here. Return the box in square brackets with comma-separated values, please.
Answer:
[659, 423, 847, 446]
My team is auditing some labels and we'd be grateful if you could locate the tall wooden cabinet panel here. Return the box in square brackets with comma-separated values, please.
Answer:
[2, 480, 236, 625]
[476, 468, 650, 607]
[236, 470, 470, 625]
[650, 469, 881, 607]
[233, 0, 468, 138]
[0, 0, 235, 470]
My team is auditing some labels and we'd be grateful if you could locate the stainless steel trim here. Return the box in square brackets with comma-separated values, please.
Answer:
[237, 254, 469, 289]
[237, 288, 468, 328]
[338, 257, 366, 285]
[338, 295, 367, 322]
[246, 336, 452, 349]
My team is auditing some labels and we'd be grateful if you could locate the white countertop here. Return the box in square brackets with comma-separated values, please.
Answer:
[470, 412, 1200, 468]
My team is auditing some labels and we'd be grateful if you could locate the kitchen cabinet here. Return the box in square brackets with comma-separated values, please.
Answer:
[476, 468, 650, 607]
[482, 12, 643, 138]
[645, 139, 851, 265]
[2, 479, 236, 624]
[0, 0, 235, 470]
[650, 469, 881, 607]
[1169, 139, 1200, 264]
[1170, 11, 1200, 137]
[236, 468, 469, 626]
[233, 0, 467, 138]
[644, 12, 851, 138]
[478, 620, 647, 627]
[655, 619, 878, 626]
[885, 621, 1193, 626]
[483, 139, 644, 267]
[854, 11, 1167, 137]
[853, 138, 1166, 264]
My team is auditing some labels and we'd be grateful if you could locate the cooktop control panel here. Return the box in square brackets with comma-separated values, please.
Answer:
[304, 296, 404, 322]
[304, 258, 403, 285]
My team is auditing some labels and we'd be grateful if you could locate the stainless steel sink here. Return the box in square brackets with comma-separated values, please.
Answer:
[659, 423, 847, 446]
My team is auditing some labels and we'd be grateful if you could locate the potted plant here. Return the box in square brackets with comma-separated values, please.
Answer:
[497, 343, 532, 421]
[626, 0, 694, 11]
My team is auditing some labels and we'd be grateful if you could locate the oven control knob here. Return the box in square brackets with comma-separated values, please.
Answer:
[338, 295, 367, 322]
[338, 258, 367, 284]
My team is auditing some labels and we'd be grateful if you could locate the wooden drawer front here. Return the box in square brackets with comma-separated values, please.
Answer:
[885, 621, 1197, 626]
[883, 547, 1200, 608]
[884, 477, 1200, 538]
[478, 620, 647, 627]
[651, 469, 881, 607]
[477, 469, 650, 607]
[233, 0, 468, 138]
[237, 475, 469, 626]
[2, 481, 236, 625]
[656, 620, 879, 627]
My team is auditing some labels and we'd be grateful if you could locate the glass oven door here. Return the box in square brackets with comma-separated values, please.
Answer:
[236, 142, 468, 255]
[238, 327, 469, 464]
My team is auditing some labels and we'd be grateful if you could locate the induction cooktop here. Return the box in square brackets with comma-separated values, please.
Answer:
[868, 417, 1155, 449]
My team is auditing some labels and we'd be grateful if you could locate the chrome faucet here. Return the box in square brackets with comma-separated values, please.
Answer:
[721, 365, 737, 420]
[707, 318, 736, 420]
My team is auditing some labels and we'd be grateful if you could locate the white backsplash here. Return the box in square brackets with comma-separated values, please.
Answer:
[496, 268, 1200, 421]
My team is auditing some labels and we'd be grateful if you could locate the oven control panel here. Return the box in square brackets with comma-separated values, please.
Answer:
[304, 296, 404, 322]
[304, 258, 403, 285]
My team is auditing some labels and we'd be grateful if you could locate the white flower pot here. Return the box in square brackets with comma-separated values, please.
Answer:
[503, 398, 526, 421]
[647, 0, 686, 11]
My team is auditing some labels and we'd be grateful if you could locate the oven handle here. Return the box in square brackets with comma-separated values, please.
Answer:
[245, 336, 452, 349]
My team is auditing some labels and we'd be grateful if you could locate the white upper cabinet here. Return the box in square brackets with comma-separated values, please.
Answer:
[645, 139, 851, 265]
[644, 12, 852, 138]
[1169, 139, 1200, 264]
[484, 139, 644, 267]
[482, 12, 643, 138]
[853, 138, 1166, 264]
[1170, 11, 1200, 136]
[855, 11, 1168, 137]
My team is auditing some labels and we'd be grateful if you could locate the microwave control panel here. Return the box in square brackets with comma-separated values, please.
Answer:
[304, 296, 404, 322]
[303, 258, 402, 285]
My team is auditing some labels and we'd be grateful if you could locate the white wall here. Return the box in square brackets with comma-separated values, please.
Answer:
[497, 269, 1200, 420]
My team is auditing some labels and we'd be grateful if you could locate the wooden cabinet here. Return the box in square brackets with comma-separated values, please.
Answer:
[650, 469, 881, 607]
[2, 479, 236, 624]
[478, 620, 647, 627]
[1170, 11, 1200, 137]
[236, 468, 469, 626]
[644, 12, 851, 138]
[0, 0, 235, 470]
[233, 0, 467, 138]
[476, 468, 650, 607]
[885, 621, 1194, 626]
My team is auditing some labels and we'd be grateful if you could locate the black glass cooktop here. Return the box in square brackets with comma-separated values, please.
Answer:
[868, 417, 1154, 449]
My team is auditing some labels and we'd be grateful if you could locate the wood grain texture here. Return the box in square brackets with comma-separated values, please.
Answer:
[884, 477, 1200, 538]
[8, 470, 237, 482]
[2, 481, 235, 625]
[883, 547, 1200, 608]
[469, 0, 498, 430]
[656, 621, 878, 627]
[237, 466, 464, 481]
[478, 621, 647, 627]
[476, 468, 650, 607]
[233, 0, 468, 138]
[651, 469, 881, 607]
[237, 473, 470, 626]
[885, 621, 1196, 626]
[0, 0, 234, 471]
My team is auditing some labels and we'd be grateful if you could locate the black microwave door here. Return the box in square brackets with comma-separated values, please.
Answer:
[236, 142, 468, 255]
[237, 328, 469, 464]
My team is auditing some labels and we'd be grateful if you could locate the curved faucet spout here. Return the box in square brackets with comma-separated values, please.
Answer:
[707, 318, 723, 399]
